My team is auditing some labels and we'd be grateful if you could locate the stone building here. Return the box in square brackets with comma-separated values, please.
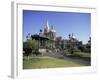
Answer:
[37, 20, 82, 50]
[66, 33, 82, 50]
[55, 36, 62, 49]
[43, 20, 56, 48]
[43, 20, 56, 40]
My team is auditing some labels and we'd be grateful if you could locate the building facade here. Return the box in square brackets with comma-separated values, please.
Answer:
[39, 20, 82, 50]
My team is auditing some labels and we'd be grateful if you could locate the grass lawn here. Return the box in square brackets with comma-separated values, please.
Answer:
[69, 52, 91, 59]
[73, 52, 90, 58]
[23, 56, 84, 69]
[64, 51, 91, 58]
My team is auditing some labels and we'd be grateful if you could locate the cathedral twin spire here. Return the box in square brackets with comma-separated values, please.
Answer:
[44, 20, 50, 32]
[44, 20, 56, 33]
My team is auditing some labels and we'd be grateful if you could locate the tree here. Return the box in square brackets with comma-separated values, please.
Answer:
[67, 43, 75, 54]
[47, 40, 52, 50]
[78, 45, 84, 52]
[23, 39, 38, 57]
[81, 37, 91, 53]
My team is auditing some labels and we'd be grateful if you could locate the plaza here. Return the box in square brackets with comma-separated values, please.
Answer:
[23, 20, 91, 69]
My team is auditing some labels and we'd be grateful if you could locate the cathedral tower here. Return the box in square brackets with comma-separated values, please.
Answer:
[44, 20, 50, 33]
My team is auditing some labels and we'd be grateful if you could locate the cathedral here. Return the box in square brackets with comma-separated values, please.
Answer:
[38, 20, 57, 48]
[38, 20, 82, 49]
[43, 20, 56, 41]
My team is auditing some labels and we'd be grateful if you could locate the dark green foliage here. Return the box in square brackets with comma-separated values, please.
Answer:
[23, 39, 38, 56]
[47, 40, 52, 50]
[33, 49, 41, 56]
[78, 45, 84, 52]
[69, 48, 74, 54]
[23, 48, 32, 56]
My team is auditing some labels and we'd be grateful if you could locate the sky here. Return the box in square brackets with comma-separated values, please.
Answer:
[23, 10, 91, 44]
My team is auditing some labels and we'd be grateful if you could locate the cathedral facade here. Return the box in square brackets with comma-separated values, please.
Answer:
[43, 20, 56, 48]
[43, 20, 56, 41]
[39, 20, 82, 50]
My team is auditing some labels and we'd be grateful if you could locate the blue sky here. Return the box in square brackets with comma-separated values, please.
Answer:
[23, 10, 91, 44]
